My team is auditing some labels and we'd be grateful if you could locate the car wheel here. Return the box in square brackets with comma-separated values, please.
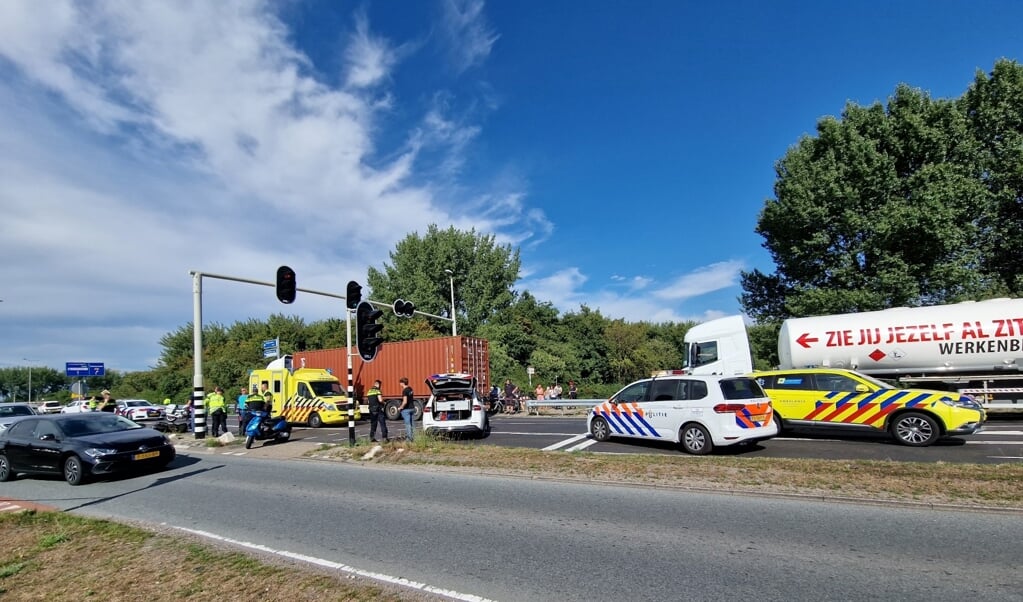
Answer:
[590, 417, 611, 442]
[0, 453, 12, 482]
[308, 412, 323, 428]
[245, 435, 255, 449]
[680, 423, 713, 455]
[481, 417, 491, 438]
[890, 412, 939, 447]
[773, 412, 786, 434]
[385, 401, 400, 421]
[64, 455, 86, 486]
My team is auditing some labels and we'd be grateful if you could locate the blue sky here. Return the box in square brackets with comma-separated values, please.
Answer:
[1, 1, 1021, 373]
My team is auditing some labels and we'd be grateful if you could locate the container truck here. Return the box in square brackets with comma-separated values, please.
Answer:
[683, 298, 1023, 413]
[293, 336, 490, 421]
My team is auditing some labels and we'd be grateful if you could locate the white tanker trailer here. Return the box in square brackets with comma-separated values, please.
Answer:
[684, 298, 1023, 413]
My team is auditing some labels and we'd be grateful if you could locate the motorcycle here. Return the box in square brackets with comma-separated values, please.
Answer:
[243, 409, 291, 449]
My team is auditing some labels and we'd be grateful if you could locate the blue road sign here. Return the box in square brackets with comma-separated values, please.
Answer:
[66, 362, 105, 377]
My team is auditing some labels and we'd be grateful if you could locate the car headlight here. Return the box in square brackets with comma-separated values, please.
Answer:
[324, 403, 338, 412]
[84, 448, 117, 459]
[938, 396, 981, 410]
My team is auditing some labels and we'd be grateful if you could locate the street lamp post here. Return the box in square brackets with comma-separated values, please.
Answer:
[22, 358, 36, 402]
[444, 269, 457, 336]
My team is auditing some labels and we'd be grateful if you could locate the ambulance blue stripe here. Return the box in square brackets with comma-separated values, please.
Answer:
[857, 390, 886, 408]
[878, 390, 909, 409]
[904, 393, 930, 407]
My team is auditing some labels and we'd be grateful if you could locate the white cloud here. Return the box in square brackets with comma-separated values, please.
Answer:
[439, 0, 499, 72]
[653, 260, 745, 301]
[0, 1, 533, 372]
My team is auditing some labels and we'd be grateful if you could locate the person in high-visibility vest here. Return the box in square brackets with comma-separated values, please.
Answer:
[207, 386, 227, 436]
[367, 380, 388, 442]
[87, 396, 99, 411]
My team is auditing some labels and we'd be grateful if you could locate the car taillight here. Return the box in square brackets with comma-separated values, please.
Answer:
[713, 404, 746, 413]
[472, 404, 482, 411]
[422, 406, 431, 413]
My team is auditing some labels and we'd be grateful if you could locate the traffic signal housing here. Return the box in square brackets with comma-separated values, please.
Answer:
[393, 299, 415, 318]
[276, 266, 296, 304]
[356, 301, 384, 362]
[346, 280, 362, 310]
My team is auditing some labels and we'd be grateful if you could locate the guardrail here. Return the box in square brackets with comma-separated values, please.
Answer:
[523, 399, 601, 415]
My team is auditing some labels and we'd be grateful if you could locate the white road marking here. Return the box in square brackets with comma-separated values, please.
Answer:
[565, 438, 599, 452]
[172, 526, 492, 602]
[0, 502, 24, 512]
[543, 434, 588, 451]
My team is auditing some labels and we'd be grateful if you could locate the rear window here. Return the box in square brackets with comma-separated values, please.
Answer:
[719, 378, 766, 400]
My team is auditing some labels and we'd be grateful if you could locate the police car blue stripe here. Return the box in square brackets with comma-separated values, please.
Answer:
[619, 412, 650, 437]
[602, 411, 633, 435]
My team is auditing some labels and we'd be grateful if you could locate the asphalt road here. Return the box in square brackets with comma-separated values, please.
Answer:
[6, 451, 1022, 602]
[243, 414, 1023, 464]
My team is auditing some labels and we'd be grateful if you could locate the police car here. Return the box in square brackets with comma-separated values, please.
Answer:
[753, 368, 985, 446]
[588, 371, 778, 455]
[421, 373, 490, 438]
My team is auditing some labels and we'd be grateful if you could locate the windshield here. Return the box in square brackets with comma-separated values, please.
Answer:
[59, 415, 142, 436]
[309, 381, 344, 397]
[0, 405, 35, 416]
[126, 401, 151, 407]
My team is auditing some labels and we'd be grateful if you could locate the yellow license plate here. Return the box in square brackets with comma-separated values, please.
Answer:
[749, 414, 767, 422]
[133, 451, 160, 461]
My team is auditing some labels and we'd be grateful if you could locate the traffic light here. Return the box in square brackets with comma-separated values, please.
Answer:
[346, 280, 362, 310]
[393, 299, 415, 318]
[276, 265, 296, 304]
[356, 301, 384, 362]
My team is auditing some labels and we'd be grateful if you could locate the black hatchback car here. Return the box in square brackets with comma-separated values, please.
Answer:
[0, 414, 176, 485]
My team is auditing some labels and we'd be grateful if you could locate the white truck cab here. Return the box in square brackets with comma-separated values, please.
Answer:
[682, 315, 753, 376]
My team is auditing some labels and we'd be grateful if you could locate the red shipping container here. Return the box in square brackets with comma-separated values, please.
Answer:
[293, 336, 489, 407]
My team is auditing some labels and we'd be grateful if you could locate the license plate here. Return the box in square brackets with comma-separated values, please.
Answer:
[134, 451, 160, 461]
[749, 414, 766, 422]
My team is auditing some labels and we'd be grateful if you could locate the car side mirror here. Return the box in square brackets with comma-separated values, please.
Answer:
[855, 384, 869, 393]
[39, 434, 57, 441]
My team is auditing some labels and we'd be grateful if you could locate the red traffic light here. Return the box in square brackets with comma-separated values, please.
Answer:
[276, 266, 296, 304]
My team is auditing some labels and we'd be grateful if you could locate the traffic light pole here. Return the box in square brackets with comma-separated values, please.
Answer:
[189, 270, 357, 440]
[345, 305, 356, 447]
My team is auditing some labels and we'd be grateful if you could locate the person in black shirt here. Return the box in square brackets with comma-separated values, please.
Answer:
[398, 377, 415, 441]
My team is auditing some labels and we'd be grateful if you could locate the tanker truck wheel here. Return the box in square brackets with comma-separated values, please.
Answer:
[890, 412, 939, 447]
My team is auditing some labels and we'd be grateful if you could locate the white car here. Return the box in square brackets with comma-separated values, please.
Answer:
[61, 399, 93, 413]
[115, 399, 165, 422]
[587, 371, 779, 455]
[36, 400, 64, 414]
[421, 373, 490, 438]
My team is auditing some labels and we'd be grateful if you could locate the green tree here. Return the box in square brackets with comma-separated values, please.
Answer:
[366, 225, 520, 337]
[742, 82, 994, 320]
[963, 59, 1023, 295]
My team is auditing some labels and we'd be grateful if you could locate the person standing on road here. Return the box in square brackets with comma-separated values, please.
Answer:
[207, 386, 227, 437]
[236, 386, 249, 435]
[367, 380, 388, 442]
[398, 377, 415, 441]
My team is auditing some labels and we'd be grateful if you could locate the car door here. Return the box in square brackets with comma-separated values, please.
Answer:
[759, 372, 816, 424]
[644, 378, 687, 439]
[800, 372, 875, 427]
[2, 419, 38, 470]
[26, 419, 63, 473]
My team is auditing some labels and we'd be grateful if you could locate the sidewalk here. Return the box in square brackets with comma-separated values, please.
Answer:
[169, 431, 324, 460]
